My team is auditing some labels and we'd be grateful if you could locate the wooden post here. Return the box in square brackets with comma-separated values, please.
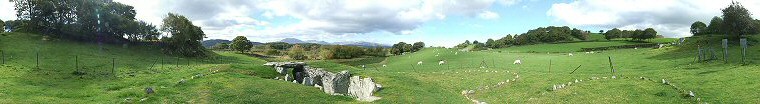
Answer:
[548, 59, 552, 73]
[2, 50, 4, 64]
[36, 52, 39, 68]
[112, 58, 115, 77]
[75, 55, 78, 72]
[608, 56, 614, 76]
[176, 57, 179, 68]
[570, 65, 582, 74]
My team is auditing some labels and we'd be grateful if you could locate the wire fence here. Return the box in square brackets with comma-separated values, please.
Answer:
[0, 50, 232, 79]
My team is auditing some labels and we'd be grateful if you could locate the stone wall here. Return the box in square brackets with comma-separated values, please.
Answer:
[264, 62, 382, 102]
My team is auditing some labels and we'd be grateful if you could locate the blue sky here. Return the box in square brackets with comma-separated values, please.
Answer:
[2, 0, 760, 47]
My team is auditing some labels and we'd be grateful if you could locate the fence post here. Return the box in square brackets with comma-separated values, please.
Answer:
[608, 56, 614, 76]
[112, 58, 115, 77]
[176, 57, 179, 68]
[36, 52, 39, 68]
[75, 55, 78, 72]
[2, 50, 4, 64]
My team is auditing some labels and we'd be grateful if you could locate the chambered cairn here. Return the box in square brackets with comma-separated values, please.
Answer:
[264, 62, 383, 102]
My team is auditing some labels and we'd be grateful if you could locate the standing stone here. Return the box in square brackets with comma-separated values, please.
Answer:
[741, 38, 747, 63]
[723, 39, 728, 62]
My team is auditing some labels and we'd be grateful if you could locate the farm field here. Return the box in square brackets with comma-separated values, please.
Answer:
[2, 32, 757, 103]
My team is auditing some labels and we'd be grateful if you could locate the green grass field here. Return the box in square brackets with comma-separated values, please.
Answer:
[1, 32, 758, 103]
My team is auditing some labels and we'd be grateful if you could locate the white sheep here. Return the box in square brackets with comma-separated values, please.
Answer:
[417, 61, 423, 65]
[382, 64, 387, 67]
[513, 60, 522, 64]
[568, 53, 574, 56]
[438, 60, 445, 65]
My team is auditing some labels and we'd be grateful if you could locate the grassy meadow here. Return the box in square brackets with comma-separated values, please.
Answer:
[1, 32, 758, 103]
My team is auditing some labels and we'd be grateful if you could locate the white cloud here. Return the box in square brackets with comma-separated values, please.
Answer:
[478, 11, 500, 20]
[0, 1, 16, 21]
[548, 0, 760, 38]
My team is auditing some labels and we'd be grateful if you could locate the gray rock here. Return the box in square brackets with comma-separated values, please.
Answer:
[322, 71, 350, 95]
[348, 76, 382, 101]
[285, 74, 294, 82]
[303, 76, 314, 86]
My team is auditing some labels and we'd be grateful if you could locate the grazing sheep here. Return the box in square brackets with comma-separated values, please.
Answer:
[417, 61, 423, 65]
[438, 60, 445, 65]
[382, 64, 387, 67]
[513, 60, 522, 64]
[568, 53, 574, 56]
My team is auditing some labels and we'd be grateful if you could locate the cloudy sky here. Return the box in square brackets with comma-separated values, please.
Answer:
[1, 0, 759, 47]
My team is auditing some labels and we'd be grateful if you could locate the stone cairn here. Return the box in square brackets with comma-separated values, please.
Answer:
[457, 69, 520, 104]
[548, 75, 706, 103]
[264, 62, 383, 102]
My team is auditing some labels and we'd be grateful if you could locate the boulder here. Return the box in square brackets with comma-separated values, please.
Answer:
[303, 76, 314, 86]
[322, 71, 350, 95]
[348, 76, 382, 102]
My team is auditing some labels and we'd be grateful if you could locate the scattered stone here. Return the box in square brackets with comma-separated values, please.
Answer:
[145, 87, 154, 95]
[139, 97, 148, 102]
[662, 79, 669, 85]
[688, 91, 695, 97]
[177, 79, 187, 84]
[575, 79, 579, 83]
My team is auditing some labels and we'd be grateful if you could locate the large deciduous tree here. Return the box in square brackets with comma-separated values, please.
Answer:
[231, 36, 252, 53]
[642, 28, 658, 40]
[161, 13, 207, 57]
[412, 42, 425, 52]
[604, 28, 621, 40]
[690, 21, 707, 36]
[721, 1, 757, 39]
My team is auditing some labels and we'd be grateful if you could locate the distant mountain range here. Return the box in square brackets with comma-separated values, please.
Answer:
[202, 38, 389, 48]
[279, 38, 389, 47]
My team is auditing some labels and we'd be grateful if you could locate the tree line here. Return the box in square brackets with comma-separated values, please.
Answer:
[690, 1, 759, 40]
[10, 0, 208, 57]
[390, 42, 424, 55]
[212, 36, 389, 60]
[455, 26, 591, 50]
[603, 28, 658, 41]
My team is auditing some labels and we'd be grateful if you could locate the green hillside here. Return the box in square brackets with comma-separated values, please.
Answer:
[1, 32, 759, 103]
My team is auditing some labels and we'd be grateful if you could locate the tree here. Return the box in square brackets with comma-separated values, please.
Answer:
[412, 42, 425, 52]
[690, 21, 707, 36]
[496, 34, 515, 48]
[212, 43, 229, 50]
[231, 36, 252, 53]
[632, 29, 644, 41]
[485, 39, 496, 48]
[570, 28, 589, 40]
[707, 16, 724, 36]
[0, 19, 4, 33]
[161, 13, 207, 57]
[391, 42, 408, 55]
[599, 30, 604, 33]
[642, 28, 658, 40]
[721, 1, 757, 39]
[604, 28, 621, 40]
[288, 44, 307, 60]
